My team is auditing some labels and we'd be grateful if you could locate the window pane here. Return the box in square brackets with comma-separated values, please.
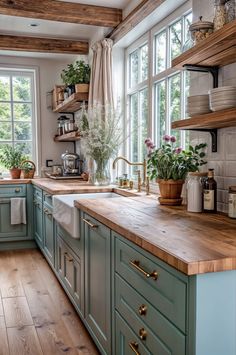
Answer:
[13, 76, 31, 102]
[14, 103, 32, 121]
[130, 50, 139, 88]
[141, 44, 148, 82]
[130, 93, 138, 166]
[15, 142, 32, 157]
[0, 103, 11, 121]
[155, 80, 166, 145]
[169, 74, 181, 145]
[170, 20, 182, 61]
[184, 71, 190, 147]
[140, 88, 148, 160]
[184, 13, 192, 42]
[155, 31, 166, 74]
[14, 122, 32, 140]
[0, 76, 10, 101]
[0, 122, 12, 140]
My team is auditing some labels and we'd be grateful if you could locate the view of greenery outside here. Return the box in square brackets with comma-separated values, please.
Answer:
[155, 31, 166, 74]
[0, 73, 33, 173]
[170, 73, 181, 146]
[155, 80, 166, 146]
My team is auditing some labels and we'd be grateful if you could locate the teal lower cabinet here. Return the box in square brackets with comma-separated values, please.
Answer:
[83, 213, 111, 355]
[33, 186, 43, 248]
[0, 184, 33, 245]
[42, 192, 54, 267]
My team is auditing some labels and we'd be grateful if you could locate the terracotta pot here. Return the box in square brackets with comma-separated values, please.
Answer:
[157, 179, 184, 205]
[9, 168, 21, 179]
[75, 83, 89, 93]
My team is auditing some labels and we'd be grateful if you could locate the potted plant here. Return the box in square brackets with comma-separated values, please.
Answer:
[20, 160, 36, 179]
[0, 145, 25, 179]
[61, 60, 90, 96]
[145, 135, 207, 205]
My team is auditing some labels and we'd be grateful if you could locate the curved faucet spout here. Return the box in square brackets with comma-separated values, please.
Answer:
[112, 156, 147, 187]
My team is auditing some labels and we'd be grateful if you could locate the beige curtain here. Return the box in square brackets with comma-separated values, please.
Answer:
[88, 38, 114, 107]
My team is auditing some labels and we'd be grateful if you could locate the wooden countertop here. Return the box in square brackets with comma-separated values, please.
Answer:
[75, 196, 236, 276]
[0, 178, 31, 184]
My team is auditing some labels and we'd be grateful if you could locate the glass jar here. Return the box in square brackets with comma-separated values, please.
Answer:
[187, 172, 207, 212]
[213, 1, 226, 31]
[228, 186, 236, 218]
[225, 0, 236, 23]
[92, 159, 110, 186]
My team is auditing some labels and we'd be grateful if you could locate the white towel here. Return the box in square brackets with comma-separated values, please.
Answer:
[11, 198, 26, 225]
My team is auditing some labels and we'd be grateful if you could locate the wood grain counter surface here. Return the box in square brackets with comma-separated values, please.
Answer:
[0, 179, 31, 184]
[75, 195, 236, 276]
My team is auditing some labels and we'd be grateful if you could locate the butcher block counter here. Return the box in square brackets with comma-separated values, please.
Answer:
[75, 195, 236, 275]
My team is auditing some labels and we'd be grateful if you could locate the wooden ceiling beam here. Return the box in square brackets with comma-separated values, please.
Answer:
[0, 34, 89, 54]
[0, 0, 122, 27]
[109, 0, 166, 43]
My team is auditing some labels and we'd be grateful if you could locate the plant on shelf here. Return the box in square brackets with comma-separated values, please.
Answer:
[0, 145, 25, 179]
[145, 135, 207, 205]
[61, 60, 90, 97]
[79, 104, 123, 186]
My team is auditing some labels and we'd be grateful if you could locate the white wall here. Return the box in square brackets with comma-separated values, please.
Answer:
[0, 54, 87, 174]
[190, 0, 236, 213]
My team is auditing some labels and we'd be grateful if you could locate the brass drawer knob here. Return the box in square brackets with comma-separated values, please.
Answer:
[138, 304, 147, 316]
[129, 341, 140, 355]
[15, 188, 20, 193]
[139, 328, 147, 341]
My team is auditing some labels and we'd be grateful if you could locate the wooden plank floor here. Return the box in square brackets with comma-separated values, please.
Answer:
[0, 249, 100, 355]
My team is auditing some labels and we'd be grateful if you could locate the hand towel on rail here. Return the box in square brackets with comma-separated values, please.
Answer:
[11, 197, 26, 225]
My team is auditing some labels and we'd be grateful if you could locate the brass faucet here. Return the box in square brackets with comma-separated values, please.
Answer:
[112, 156, 147, 188]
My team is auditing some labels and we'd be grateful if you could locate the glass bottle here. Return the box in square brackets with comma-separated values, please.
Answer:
[228, 186, 236, 218]
[203, 169, 217, 212]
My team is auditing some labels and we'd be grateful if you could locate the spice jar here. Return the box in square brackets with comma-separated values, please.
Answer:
[228, 186, 236, 218]
[225, 0, 236, 23]
[187, 172, 207, 212]
[213, 0, 226, 31]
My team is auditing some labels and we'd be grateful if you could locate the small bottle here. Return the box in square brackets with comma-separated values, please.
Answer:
[203, 169, 217, 212]
[228, 186, 236, 218]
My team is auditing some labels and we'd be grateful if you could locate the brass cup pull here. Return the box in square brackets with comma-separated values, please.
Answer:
[139, 304, 147, 316]
[130, 260, 158, 280]
[83, 218, 98, 229]
[64, 252, 73, 262]
[139, 328, 147, 341]
[129, 342, 140, 355]
[15, 188, 20, 192]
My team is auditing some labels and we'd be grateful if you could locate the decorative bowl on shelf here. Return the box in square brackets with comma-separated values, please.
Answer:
[189, 16, 214, 44]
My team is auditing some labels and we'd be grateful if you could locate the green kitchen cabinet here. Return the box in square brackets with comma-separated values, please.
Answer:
[33, 186, 43, 248]
[83, 213, 111, 355]
[42, 192, 54, 267]
[0, 184, 32, 243]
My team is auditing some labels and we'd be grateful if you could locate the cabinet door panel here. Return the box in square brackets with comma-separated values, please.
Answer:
[33, 201, 43, 248]
[84, 214, 111, 354]
[43, 210, 54, 267]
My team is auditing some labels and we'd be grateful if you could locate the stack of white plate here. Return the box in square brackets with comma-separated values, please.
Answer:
[187, 94, 211, 117]
[209, 86, 236, 111]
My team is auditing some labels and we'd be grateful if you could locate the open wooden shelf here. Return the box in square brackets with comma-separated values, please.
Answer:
[172, 108, 236, 130]
[53, 92, 88, 113]
[172, 19, 236, 69]
[54, 131, 81, 142]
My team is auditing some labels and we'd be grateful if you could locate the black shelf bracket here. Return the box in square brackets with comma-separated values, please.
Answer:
[186, 128, 218, 152]
[183, 64, 219, 88]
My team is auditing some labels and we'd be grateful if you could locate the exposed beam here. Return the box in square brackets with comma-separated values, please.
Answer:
[0, 0, 122, 27]
[0, 34, 89, 54]
[109, 0, 166, 43]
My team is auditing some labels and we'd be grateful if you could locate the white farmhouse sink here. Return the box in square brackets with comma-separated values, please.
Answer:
[52, 192, 120, 239]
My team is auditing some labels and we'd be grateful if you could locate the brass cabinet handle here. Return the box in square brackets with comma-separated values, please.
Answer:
[130, 260, 158, 280]
[15, 188, 20, 192]
[138, 304, 147, 316]
[139, 328, 147, 341]
[83, 218, 98, 229]
[64, 252, 73, 262]
[129, 342, 140, 355]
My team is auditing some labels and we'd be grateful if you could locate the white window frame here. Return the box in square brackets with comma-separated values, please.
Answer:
[0, 65, 40, 175]
[124, 1, 192, 165]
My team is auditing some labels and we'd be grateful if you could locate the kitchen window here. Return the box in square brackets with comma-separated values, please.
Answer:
[125, 3, 192, 167]
[0, 68, 38, 174]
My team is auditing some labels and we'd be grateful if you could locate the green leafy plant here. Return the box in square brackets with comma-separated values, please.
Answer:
[0, 145, 25, 169]
[20, 161, 33, 173]
[61, 60, 90, 86]
[146, 135, 207, 181]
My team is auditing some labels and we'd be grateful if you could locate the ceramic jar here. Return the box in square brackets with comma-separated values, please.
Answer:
[187, 172, 207, 213]
[225, 0, 236, 23]
[213, 1, 226, 31]
[189, 16, 214, 44]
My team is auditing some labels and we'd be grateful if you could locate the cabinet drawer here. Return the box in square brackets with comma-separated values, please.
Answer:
[115, 312, 150, 355]
[115, 274, 185, 355]
[115, 237, 187, 332]
[0, 184, 26, 197]
[33, 186, 42, 201]
[43, 192, 53, 209]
